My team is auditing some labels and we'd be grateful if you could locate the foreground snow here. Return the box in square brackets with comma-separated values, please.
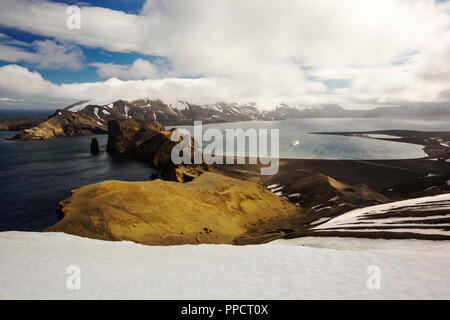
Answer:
[1, 232, 449, 299]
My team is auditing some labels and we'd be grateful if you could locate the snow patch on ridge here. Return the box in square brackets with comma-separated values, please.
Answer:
[313, 193, 450, 237]
[67, 99, 118, 112]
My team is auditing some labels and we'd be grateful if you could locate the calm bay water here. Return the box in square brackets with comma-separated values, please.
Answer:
[176, 117, 450, 160]
[0, 133, 155, 231]
[1, 116, 450, 232]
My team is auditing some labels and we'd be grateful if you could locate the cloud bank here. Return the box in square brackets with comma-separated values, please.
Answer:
[0, 0, 449, 108]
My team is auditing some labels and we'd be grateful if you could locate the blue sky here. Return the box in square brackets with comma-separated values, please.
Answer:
[0, 0, 155, 85]
[54, 0, 146, 14]
[0, 0, 449, 109]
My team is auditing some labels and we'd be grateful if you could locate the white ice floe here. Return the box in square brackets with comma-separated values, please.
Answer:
[1, 232, 450, 299]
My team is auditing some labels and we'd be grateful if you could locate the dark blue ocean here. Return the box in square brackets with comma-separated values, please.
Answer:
[0, 109, 56, 119]
[0, 132, 155, 231]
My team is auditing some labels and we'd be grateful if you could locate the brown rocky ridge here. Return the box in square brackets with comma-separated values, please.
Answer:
[12, 109, 107, 140]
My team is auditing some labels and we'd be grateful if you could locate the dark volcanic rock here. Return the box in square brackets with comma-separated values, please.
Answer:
[90, 138, 100, 154]
[106, 118, 208, 182]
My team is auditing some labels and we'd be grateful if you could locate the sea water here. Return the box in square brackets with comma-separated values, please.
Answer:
[1, 116, 450, 231]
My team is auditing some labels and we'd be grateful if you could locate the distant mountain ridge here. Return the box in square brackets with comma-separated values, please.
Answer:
[10, 98, 450, 140]
[66, 99, 450, 127]
[65, 99, 279, 126]
[66, 99, 371, 126]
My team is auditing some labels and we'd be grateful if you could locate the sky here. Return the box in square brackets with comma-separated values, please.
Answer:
[0, 0, 449, 110]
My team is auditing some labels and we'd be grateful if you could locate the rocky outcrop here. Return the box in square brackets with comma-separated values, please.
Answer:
[90, 138, 100, 154]
[0, 117, 46, 131]
[258, 174, 390, 236]
[286, 174, 388, 207]
[46, 172, 300, 245]
[12, 110, 107, 140]
[106, 118, 207, 182]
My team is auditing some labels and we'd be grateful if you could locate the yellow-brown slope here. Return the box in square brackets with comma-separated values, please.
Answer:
[46, 172, 300, 245]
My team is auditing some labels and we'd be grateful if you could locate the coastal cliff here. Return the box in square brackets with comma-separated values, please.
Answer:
[106, 118, 208, 182]
[12, 109, 107, 140]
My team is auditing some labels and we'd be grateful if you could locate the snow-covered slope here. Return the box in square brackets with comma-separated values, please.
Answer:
[64, 99, 365, 126]
[1, 231, 450, 299]
[313, 193, 450, 239]
[65, 100, 450, 125]
[66, 99, 272, 126]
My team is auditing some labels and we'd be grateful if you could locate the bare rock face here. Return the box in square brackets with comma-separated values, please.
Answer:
[90, 138, 100, 154]
[12, 110, 107, 140]
[106, 118, 207, 182]
[46, 172, 300, 245]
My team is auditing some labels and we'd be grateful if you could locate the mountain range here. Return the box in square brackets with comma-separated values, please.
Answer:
[66, 99, 450, 126]
[6, 98, 450, 140]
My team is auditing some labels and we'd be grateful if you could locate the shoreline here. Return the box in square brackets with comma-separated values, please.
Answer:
[2, 128, 450, 244]
[312, 130, 450, 159]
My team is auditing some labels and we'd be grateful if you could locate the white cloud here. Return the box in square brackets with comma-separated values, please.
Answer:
[0, 0, 449, 107]
[0, 37, 84, 70]
[90, 58, 163, 80]
[0, 64, 235, 105]
[0, 97, 23, 103]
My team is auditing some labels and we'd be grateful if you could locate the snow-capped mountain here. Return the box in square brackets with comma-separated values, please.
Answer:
[65, 99, 276, 126]
[262, 103, 365, 119]
[65, 99, 369, 126]
[65, 99, 450, 127]
[13, 98, 450, 140]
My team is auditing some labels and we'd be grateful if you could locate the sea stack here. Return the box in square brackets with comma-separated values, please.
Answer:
[90, 138, 100, 154]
